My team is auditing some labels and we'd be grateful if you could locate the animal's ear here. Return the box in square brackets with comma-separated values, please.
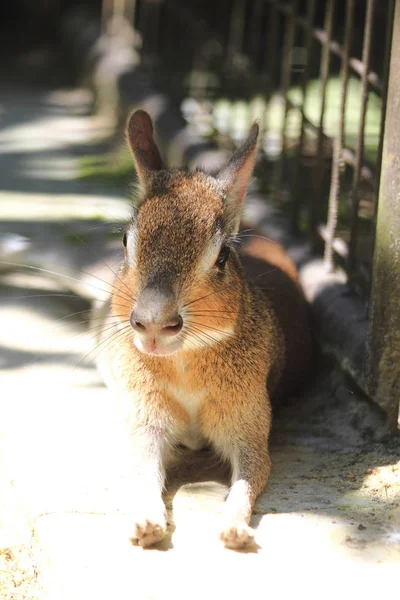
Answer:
[217, 123, 259, 232]
[126, 110, 164, 189]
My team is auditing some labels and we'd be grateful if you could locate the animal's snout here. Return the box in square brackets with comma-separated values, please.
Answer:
[130, 312, 183, 337]
[130, 285, 183, 338]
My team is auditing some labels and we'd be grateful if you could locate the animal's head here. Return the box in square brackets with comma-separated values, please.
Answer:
[113, 110, 258, 356]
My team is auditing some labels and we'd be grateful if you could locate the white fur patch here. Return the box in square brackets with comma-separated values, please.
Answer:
[125, 223, 138, 266]
[197, 229, 225, 274]
[166, 382, 207, 450]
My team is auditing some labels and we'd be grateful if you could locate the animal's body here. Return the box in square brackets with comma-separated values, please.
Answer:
[98, 110, 314, 549]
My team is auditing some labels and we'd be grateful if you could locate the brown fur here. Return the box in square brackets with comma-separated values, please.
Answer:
[98, 111, 314, 549]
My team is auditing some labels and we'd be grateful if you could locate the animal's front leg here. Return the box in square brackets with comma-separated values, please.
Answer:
[220, 441, 271, 549]
[127, 426, 171, 547]
[212, 402, 271, 550]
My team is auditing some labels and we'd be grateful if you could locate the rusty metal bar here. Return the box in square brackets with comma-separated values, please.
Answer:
[264, 0, 279, 86]
[373, 0, 395, 220]
[311, 0, 334, 234]
[124, 0, 137, 26]
[272, 0, 299, 198]
[348, 0, 375, 276]
[265, 0, 383, 93]
[366, 0, 400, 428]
[113, 0, 126, 19]
[261, 0, 279, 137]
[101, 0, 114, 33]
[285, 97, 330, 139]
[341, 148, 375, 185]
[312, 30, 382, 93]
[291, 0, 316, 232]
[324, 0, 354, 271]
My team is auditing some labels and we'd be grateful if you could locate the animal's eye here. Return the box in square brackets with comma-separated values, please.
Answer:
[122, 233, 127, 247]
[216, 246, 230, 268]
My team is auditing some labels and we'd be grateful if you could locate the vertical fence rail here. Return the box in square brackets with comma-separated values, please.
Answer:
[272, 0, 298, 198]
[323, 0, 354, 270]
[311, 0, 334, 235]
[262, 1, 279, 136]
[291, 0, 316, 233]
[248, 0, 264, 64]
[366, 0, 400, 427]
[347, 0, 375, 276]
[373, 0, 395, 221]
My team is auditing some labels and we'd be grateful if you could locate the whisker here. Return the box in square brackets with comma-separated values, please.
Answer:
[74, 323, 132, 370]
[251, 268, 278, 280]
[57, 223, 135, 303]
[0, 261, 133, 305]
[237, 232, 278, 245]
[53, 308, 100, 323]
[67, 319, 121, 342]
[189, 325, 221, 347]
[54, 313, 126, 329]
[183, 266, 277, 310]
[186, 320, 235, 337]
[184, 325, 228, 364]
[185, 314, 235, 321]
[182, 281, 237, 309]
[9, 293, 86, 301]
[86, 319, 130, 343]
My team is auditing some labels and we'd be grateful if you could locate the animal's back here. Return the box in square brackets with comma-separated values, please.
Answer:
[239, 232, 314, 401]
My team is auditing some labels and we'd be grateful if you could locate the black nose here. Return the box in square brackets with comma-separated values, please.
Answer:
[130, 312, 183, 337]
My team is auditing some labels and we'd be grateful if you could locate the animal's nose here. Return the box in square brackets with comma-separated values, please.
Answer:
[130, 312, 183, 337]
[130, 284, 183, 338]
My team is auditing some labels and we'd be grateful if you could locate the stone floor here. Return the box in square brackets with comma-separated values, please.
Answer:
[0, 83, 399, 600]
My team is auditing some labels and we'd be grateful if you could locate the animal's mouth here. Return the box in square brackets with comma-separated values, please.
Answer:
[133, 334, 183, 356]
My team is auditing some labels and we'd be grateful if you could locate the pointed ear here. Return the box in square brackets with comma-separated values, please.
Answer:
[126, 110, 163, 189]
[217, 123, 259, 232]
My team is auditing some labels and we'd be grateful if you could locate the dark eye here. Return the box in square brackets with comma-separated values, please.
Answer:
[122, 233, 127, 247]
[216, 246, 230, 268]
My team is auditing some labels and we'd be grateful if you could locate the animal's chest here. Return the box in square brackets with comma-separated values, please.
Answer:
[166, 382, 207, 450]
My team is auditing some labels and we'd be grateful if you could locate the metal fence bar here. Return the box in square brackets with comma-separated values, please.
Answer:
[324, 0, 354, 271]
[260, 0, 279, 137]
[348, 0, 375, 276]
[124, 0, 138, 27]
[310, 0, 334, 234]
[312, 30, 382, 93]
[272, 0, 298, 198]
[101, 0, 114, 33]
[264, 1, 279, 87]
[270, 1, 383, 93]
[373, 0, 395, 220]
[291, 0, 316, 233]
[366, 0, 400, 427]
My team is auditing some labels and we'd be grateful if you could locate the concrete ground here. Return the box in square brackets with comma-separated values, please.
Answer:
[0, 83, 399, 600]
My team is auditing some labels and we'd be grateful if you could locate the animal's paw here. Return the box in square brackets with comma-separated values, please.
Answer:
[219, 520, 255, 550]
[129, 504, 168, 548]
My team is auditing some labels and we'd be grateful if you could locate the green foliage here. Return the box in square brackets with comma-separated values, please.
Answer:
[78, 145, 135, 184]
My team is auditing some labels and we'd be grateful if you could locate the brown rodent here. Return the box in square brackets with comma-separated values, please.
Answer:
[98, 110, 314, 550]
